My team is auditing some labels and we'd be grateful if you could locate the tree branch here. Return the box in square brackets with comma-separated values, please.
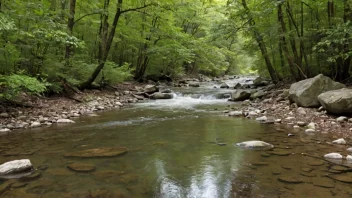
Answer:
[120, 3, 155, 14]
[73, 12, 101, 25]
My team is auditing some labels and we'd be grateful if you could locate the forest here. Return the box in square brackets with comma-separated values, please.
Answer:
[0, 0, 351, 100]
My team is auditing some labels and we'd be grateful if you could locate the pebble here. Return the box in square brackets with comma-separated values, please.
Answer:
[296, 107, 307, 115]
[285, 117, 295, 121]
[305, 129, 315, 133]
[332, 138, 346, 145]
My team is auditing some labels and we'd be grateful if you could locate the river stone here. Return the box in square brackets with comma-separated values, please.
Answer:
[236, 140, 274, 149]
[332, 138, 346, 145]
[253, 77, 268, 87]
[307, 122, 316, 130]
[301, 167, 313, 172]
[229, 90, 251, 101]
[67, 163, 96, 172]
[268, 150, 292, 156]
[297, 121, 307, 127]
[20, 171, 41, 182]
[313, 178, 335, 188]
[347, 155, 352, 161]
[318, 88, 352, 114]
[57, 119, 75, 124]
[150, 92, 173, 100]
[331, 165, 349, 171]
[0, 159, 33, 175]
[255, 116, 267, 122]
[296, 107, 307, 115]
[300, 172, 317, 177]
[278, 176, 303, 184]
[30, 122, 41, 128]
[305, 129, 315, 133]
[324, 153, 343, 159]
[250, 90, 265, 100]
[64, 147, 128, 158]
[234, 83, 242, 89]
[0, 128, 10, 132]
[229, 111, 243, 116]
[220, 82, 229, 88]
[144, 85, 158, 93]
[252, 162, 268, 166]
[289, 74, 345, 107]
[306, 160, 325, 166]
[336, 116, 348, 123]
[328, 173, 352, 183]
[188, 82, 200, 87]
[347, 148, 352, 152]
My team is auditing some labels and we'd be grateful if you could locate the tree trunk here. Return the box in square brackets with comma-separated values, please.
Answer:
[241, 0, 279, 83]
[65, 0, 76, 65]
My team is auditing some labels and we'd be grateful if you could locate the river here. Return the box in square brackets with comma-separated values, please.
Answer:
[0, 77, 352, 197]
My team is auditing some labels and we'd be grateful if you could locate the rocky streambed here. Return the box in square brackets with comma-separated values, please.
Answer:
[0, 75, 352, 197]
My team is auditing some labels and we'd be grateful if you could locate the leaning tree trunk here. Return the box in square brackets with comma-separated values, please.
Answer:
[241, 0, 280, 83]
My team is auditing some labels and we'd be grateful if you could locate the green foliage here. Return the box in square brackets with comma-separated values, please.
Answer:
[0, 74, 49, 100]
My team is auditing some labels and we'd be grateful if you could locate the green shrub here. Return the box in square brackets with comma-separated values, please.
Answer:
[0, 74, 50, 101]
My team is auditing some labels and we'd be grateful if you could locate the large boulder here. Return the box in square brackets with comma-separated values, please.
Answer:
[289, 74, 345, 107]
[253, 77, 269, 87]
[220, 82, 230, 88]
[229, 90, 251, 101]
[150, 92, 173, 100]
[144, 85, 158, 94]
[318, 88, 352, 114]
[0, 159, 33, 175]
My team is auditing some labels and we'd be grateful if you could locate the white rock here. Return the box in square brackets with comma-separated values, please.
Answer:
[0, 159, 33, 175]
[256, 116, 267, 122]
[247, 111, 258, 117]
[337, 116, 348, 123]
[0, 128, 10, 132]
[332, 138, 346, 145]
[285, 117, 295, 121]
[236, 140, 273, 148]
[347, 148, 352, 152]
[30, 122, 41, 128]
[275, 119, 282, 123]
[293, 125, 300, 129]
[324, 153, 343, 159]
[229, 111, 243, 116]
[296, 107, 307, 115]
[305, 129, 315, 133]
[347, 155, 352, 161]
[297, 121, 306, 127]
[57, 119, 75, 123]
[115, 102, 123, 106]
[307, 122, 316, 130]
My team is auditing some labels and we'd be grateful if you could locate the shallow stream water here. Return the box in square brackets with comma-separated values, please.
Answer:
[1, 77, 352, 197]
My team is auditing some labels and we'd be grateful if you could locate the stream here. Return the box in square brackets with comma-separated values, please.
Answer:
[1, 77, 352, 197]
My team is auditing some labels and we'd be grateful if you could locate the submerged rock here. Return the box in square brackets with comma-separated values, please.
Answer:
[318, 88, 352, 114]
[313, 178, 335, 188]
[150, 92, 173, 100]
[64, 147, 128, 158]
[289, 74, 345, 107]
[236, 140, 274, 149]
[67, 163, 96, 172]
[324, 153, 343, 159]
[278, 176, 302, 184]
[332, 138, 346, 145]
[220, 82, 230, 88]
[57, 119, 75, 123]
[328, 173, 352, 183]
[0, 159, 33, 175]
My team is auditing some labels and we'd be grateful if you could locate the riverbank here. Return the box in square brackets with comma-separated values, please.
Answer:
[0, 82, 146, 132]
